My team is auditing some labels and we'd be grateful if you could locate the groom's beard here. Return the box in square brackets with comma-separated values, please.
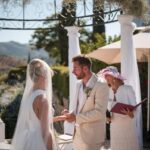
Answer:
[76, 72, 85, 80]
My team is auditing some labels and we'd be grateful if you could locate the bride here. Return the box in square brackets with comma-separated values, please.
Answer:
[11, 58, 58, 150]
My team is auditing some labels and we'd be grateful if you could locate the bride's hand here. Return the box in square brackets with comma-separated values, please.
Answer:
[53, 115, 67, 122]
[65, 112, 76, 122]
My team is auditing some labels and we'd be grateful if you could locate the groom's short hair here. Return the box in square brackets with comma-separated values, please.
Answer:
[72, 55, 92, 69]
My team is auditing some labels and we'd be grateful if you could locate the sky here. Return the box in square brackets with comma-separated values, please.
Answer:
[0, 22, 120, 44]
[0, 0, 121, 44]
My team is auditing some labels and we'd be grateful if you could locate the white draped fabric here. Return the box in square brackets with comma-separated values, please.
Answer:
[0, 119, 5, 142]
[11, 59, 57, 150]
[64, 26, 81, 135]
[118, 15, 143, 150]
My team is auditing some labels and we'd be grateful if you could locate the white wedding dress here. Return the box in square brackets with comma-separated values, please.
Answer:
[11, 90, 48, 150]
[11, 59, 58, 150]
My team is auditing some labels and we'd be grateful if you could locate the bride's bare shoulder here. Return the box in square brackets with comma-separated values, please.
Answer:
[33, 94, 48, 106]
[33, 95, 48, 118]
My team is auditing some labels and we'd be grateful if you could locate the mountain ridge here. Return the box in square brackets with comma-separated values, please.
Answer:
[0, 41, 49, 60]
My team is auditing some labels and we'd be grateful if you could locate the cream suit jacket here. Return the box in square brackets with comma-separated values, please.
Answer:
[74, 75, 109, 145]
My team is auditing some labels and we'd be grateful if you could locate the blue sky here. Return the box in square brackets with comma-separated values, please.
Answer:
[0, 30, 34, 44]
[0, 22, 120, 44]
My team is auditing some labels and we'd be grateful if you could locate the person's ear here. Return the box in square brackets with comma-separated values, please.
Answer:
[83, 66, 88, 72]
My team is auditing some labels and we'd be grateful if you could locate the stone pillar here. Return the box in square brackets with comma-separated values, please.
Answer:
[64, 26, 81, 135]
[118, 15, 143, 149]
[0, 118, 5, 142]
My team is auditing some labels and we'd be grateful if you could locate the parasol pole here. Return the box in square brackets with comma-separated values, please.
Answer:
[147, 49, 150, 132]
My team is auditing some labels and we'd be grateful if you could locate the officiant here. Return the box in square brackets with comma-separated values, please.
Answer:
[98, 66, 140, 150]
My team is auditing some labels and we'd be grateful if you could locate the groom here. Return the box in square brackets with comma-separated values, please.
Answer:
[63, 55, 109, 150]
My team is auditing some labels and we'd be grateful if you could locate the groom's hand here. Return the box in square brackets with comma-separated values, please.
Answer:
[61, 109, 69, 115]
[65, 113, 76, 122]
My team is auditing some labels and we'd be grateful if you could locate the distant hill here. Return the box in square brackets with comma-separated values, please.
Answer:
[0, 55, 26, 72]
[0, 41, 50, 61]
[0, 41, 28, 59]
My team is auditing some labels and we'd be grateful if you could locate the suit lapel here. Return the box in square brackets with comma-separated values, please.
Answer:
[75, 81, 82, 114]
[78, 87, 87, 113]
[78, 74, 98, 113]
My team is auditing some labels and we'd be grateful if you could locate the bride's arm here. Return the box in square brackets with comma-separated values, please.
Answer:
[33, 96, 53, 150]
[53, 115, 67, 122]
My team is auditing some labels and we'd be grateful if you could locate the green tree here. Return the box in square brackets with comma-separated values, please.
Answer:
[93, 0, 105, 35]
[57, 2, 76, 65]
[30, 2, 76, 66]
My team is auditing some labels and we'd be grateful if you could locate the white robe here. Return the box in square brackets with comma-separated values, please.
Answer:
[108, 85, 140, 150]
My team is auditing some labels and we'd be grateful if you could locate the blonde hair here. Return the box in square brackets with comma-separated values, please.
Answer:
[29, 59, 47, 82]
